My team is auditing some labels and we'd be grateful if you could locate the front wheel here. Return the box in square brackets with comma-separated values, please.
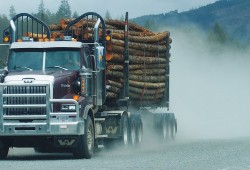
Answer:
[0, 141, 9, 160]
[73, 115, 94, 159]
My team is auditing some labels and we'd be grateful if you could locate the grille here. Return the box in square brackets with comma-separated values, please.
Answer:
[3, 85, 47, 116]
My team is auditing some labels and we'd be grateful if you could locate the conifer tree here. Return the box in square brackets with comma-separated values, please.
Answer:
[38, 0, 45, 21]
[9, 5, 16, 19]
[56, 0, 72, 19]
[105, 10, 112, 20]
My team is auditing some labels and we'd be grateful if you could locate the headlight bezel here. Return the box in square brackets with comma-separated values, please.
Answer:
[60, 104, 76, 112]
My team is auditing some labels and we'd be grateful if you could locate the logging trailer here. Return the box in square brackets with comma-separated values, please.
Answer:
[0, 12, 177, 159]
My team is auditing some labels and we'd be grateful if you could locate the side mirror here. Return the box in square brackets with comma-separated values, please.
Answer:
[0, 69, 8, 83]
[95, 46, 105, 70]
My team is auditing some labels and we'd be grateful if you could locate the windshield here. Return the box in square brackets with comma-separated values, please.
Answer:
[45, 49, 81, 70]
[8, 48, 81, 71]
[8, 49, 43, 71]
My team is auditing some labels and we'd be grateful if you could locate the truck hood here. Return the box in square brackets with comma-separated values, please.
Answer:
[4, 70, 78, 84]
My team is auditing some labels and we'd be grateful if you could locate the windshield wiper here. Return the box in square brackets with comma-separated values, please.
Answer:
[46, 66, 68, 70]
[15, 66, 33, 71]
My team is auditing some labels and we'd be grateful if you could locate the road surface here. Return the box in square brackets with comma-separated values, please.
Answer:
[1, 137, 250, 170]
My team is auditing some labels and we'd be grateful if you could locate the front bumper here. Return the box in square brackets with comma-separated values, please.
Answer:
[0, 83, 84, 137]
[0, 119, 84, 136]
[0, 96, 84, 136]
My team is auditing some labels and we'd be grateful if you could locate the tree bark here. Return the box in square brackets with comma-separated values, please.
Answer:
[24, 32, 47, 39]
[112, 31, 170, 44]
[106, 20, 155, 35]
[129, 55, 167, 64]
[130, 86, 165, 95]
[129, 92, 164, 100]
[129, 64, 167, 70]
[128, 100, 162, 105]
[111, 39, 167, 53]
[60, 18, 75, 25]
[106, 85, 121, 93]
[129, 74, 166, 83]
[106, 92, 117, 99]
[129, 80, 165, 89]
[107, 55, 167, 64]
[106, 70, 123, 78]
[106, 80, 123, 88]
[107, 64, 123, 71]
[110, 45, 168, 58]
[130, 69, 166, 75]
[49, 24, 63, 31]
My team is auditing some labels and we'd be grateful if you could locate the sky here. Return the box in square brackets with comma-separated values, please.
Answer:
[0, 0, 218, 19]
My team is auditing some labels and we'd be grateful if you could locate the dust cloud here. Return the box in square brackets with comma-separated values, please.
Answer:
[100, 25, 250, 156]
[169, 25, 250, 140]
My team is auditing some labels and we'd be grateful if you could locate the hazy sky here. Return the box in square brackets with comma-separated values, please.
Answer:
[0, 0, 217, 18]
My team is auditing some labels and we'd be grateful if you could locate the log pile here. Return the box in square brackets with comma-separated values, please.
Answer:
[31, 18, 172, 104]
[103, 20, 171, 104]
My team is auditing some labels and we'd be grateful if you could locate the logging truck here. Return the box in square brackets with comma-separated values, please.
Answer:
[0, 12, 177, 159]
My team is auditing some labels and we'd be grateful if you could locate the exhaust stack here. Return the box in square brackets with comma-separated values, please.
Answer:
[10, 20, 16, 42]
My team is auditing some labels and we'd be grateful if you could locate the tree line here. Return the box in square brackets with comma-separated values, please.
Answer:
[0, 0, 79, 43]
[0, 0, 78, 67]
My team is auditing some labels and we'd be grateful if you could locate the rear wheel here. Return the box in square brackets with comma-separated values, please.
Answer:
[136, 114, 143, 144]
[121, 114, 129, 146]
[0, 141, 9, 160]
[162, 116, 167, 139]
[162, 115, 171, 141]
[73, 115, 94, 159]
[171, 118, 177, 140]
[129, 115, 137, 145]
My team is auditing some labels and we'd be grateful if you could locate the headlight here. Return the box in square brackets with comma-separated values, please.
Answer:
[61, 104, 76, 112]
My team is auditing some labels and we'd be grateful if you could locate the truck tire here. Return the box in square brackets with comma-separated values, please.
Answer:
[129, 115, 137, 145]
[136, 114, 143, 144]
[121, 114, 129, 146]
[161, 115, 168, 141]
[162, 115, 167, 140]
[162, 114, 171, 141]
[171, 118, 177, 140]
[73, 115, 94, 159]
[34, 147, 48, 153]
[0, 141, 9, 159]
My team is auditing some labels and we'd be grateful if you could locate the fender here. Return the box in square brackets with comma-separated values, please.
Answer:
[83, 104, 94, 119]
[62, 93, 92, 119]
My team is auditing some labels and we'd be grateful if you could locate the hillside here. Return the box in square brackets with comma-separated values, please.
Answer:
[133, 0, 250, 44]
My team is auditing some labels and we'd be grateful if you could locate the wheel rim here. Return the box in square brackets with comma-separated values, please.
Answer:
[131, 122, 136, 145]
[171, 122, 176, 139]
[137, 120, 143, 143]
[0, 143, 9, 159]
[123, 119, 128, 145]
[167, 123, 172, 139]
[87, 124, 93, 150]
[162, 118, 167, 139]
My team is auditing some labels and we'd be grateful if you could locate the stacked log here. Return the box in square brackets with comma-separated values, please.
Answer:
[104, 20, 171, 104]
[32, 18, 171, 104]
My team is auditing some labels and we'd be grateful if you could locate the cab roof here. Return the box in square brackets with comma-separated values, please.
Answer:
[10, 41, 83, 49]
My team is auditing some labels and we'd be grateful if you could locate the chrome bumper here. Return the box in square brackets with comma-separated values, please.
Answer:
[0, 120, 84, 136]
[0, 83, 84, 136]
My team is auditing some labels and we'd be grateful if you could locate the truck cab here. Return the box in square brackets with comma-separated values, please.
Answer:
[0, 12, 108, 159]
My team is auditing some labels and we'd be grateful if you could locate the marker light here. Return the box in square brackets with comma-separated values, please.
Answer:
[106, 30, 112, 42]
[3, 36, 10, 42]
[106, 35, 111, 41]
